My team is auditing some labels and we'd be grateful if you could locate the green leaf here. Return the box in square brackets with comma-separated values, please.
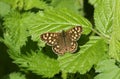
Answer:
[0, 0, 24, 10]
[2, 11, 60, 77]
[24, 0, 49, 10]
[51, 0, 84, 14]
[109, 0, 120, 61]
[89, 0, 100, 6]
[58, 36, 107, 74]
[27, 9, 92, 41]
[95, 59, 120, 79]
[13, 51, 60, 78]
[9, 72, 26, 79]
[0, 0, 48, 10]
[94, 0, 114, 38]
[0, 1, 10, 17]
[3, 11, 29, 52]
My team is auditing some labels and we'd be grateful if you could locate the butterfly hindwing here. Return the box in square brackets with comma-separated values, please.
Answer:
[67, 41, 78, 53]
[52, 45, 66, 55]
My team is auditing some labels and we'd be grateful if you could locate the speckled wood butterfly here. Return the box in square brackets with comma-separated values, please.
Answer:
[40, 26, 82, 55]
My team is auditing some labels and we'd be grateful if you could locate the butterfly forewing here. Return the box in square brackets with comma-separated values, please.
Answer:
[40, 33, 59, 46]
[67, 26, 82, 41]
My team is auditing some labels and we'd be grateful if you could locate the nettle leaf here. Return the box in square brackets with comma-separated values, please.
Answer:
[24, 0, 49, 10]
[0, 1, 10, 17]
[109, 0, 120, 61]
[51, 0, 84, 14]
[3, 12, 29, 52]
[58, 36, 107, 74]
[27, 9, 92, 42]
[0, 0, 24, 10]
[95, 59, 120, 79]
[89, 0, 100, 6]
[13, 51, 60, 78]
[3, 11, 60, 78]
[0, 0, 48, 10]
[94, 0, 114, 38]
[9, 72, 26, 79]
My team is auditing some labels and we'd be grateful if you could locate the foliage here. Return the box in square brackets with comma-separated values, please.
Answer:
[95, 59, 120, 79]
[3, 72, 26, 79]
[0, 0, 120, 79]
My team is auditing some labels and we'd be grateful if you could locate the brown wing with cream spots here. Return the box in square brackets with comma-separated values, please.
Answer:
[52, 33, 67, 55]
[52, 43, 67, 55]
[66, 41, 78, 53]
[67, 26, 82, 41]
[40, 33, 59, 46]
[65, 26, 82, 53]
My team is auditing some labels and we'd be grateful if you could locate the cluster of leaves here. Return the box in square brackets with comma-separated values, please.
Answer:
[0, 0, 120, 79]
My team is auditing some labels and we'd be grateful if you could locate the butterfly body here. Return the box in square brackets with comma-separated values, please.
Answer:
[40, 26, 82, 55]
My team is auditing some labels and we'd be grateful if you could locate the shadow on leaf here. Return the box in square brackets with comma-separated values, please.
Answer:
[21, 36, 39, 54]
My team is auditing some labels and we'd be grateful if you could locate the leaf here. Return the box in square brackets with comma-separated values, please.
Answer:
[0, 1, 10, 17]
[51, 0, 84, 14]
[13, 51, 60, 78]
[0, 0, 24, 10]
[95, 59, 120, 79]
[0, 0, 49, 10]
[9, 72, 26, 79]
[3, 11, 29, 52]
[24, 0, 49, 10]
[89, 0, 100, 7]
[27, 9, 92, 41]
[58, 36, 107, 74]
[94, 0, 114, 38]
[2, 11, 60, 77]
[109, 0, 120, 61]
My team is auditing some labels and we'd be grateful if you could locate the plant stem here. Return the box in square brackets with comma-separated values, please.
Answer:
[91, 28, 110, 43]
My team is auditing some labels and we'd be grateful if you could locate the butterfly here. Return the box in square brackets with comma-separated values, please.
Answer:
[40, 26, 82, 55]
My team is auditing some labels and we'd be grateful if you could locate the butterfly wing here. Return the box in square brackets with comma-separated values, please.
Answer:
[40, 33, 59, 46]
[67, 26, 82, 41]
[66, 26, 82, 53]
[52, 43, 67, 55]
[52, 32, 67, 55]
[41, 32, 67, 55]
[66, 41, 78, 53]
